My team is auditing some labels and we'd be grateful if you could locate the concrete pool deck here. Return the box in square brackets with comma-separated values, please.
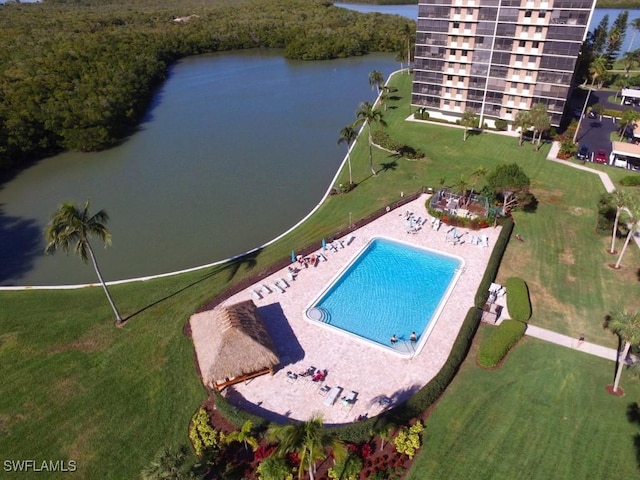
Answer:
[210, 194, 499, 425]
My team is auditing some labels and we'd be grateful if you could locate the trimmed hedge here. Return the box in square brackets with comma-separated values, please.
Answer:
[329, 306, 482, 443]
[474, 218, 514, 308]
[619, 175, 640, 186]
[505, 277, 532, 321]
[477, 319, 527, 368]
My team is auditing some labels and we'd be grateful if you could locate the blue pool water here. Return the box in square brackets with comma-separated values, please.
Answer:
[305, 237, 462, 354]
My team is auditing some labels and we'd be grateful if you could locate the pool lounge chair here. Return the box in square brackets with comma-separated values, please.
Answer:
[286, 371, 298, 383]
[318, 384, 331, 396]
[272, 282, 285, 293]
[261, 284, 272, 295]
[278, 278, 289, 288]
[249, 289, 262, 301]
[324, 386, 343, 406]
[341, 391, 358, 409]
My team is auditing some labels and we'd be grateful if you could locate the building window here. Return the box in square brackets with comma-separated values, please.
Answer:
[524, 10, 532, 18]
[447, 75, 454, 81]
[516, 54, 524, 62]
[532, 41, 540, 49]
[461, 50, 468, 57]
[535, 26, 543, 33]
[506, 109, 513, 114]
[455, 7, 462, 14]
[453, 22, 460, 29]
[519, 40, 526, 47]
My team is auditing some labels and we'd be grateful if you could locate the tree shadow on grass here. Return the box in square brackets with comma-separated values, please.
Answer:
[627, 403, 640, 468]
[123, 248, 262, 323]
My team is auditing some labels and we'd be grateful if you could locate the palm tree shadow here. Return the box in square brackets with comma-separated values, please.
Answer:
[123, 248, 262, 322]
[378, 159, 398, 173]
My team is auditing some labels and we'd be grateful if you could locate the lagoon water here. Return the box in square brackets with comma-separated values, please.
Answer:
[0, 50, 397, 286]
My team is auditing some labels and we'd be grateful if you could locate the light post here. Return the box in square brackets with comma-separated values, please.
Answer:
[572, 88, 593, 144]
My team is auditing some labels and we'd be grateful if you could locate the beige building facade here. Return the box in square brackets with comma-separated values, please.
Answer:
[411, 0, 597, 128]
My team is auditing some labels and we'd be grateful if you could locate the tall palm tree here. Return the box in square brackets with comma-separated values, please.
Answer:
[529, 103, 550, 149]
[627, 18, 640, 53]
[513, 110, 532, 146]
[337, 125, 358, 185]
[368, 70, 384, 93]
[605, 310, 640, 393]
[266, 415, 346, 480]
[403, 22, 413, 73]
[589, 55, 608, 88]
[618, 108, 640, 141]
[355, 102, 387, 176]
[613, 197, 640, 269]
[44, 200, 123, 325]
[608, 190, 631, 254]
[460, 109, 478, 142]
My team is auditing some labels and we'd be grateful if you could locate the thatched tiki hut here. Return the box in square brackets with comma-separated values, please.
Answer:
[190, 300, 280, 391]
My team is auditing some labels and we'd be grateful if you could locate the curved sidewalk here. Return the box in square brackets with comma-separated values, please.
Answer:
[525, 324, 617, 361]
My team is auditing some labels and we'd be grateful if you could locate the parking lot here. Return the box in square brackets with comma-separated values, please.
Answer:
[571, 88, 640, 170]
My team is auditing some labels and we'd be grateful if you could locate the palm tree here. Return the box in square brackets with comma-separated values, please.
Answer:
[368, 70, 384, 93]
[613, 197, 640, 269]
[608, 190, 631, 254]
[529, 103, 551, 150]
[141, 446, 190, 480]
[460, 109, 478, 142]
[513, 110, 532, 146]
[627, 18, 640, 53]
[337, 125, 358, 186]
[44, 200, 123, 325]
[355, 102, 387, 176]
[618, 108, 640, 141]
[402, 22, 413, 73]
[589, 55, 608, 87]
[225, 420, 258, 452]
[266, 415, 346, 480]
[605, 310, 640, 393]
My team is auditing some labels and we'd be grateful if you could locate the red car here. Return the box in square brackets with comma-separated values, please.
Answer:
[595, 149, 608, 164]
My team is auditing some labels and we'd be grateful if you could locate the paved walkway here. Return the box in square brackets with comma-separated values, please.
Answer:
[525, 324, 617, 361]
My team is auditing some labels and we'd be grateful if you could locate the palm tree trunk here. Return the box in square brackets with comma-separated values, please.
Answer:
[613, 341, 631, 392]
[610, 209, 621, 253]
[368, 130, 376, 176]
[518, 131, 523, 146]
[87, 241, 123, 325]
[347, 153, 353, 185]
[614, 229, 634, 269]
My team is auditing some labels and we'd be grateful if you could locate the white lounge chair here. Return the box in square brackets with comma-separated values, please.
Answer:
[324, 386, 343, 406]
[287, 271, 296, 282]
[482, 235, 489, 248]
[272, 282, 285, 293]
[278, 278, 289, 288]
[261, 284, 272, 294]
[250, 289, 262, 301]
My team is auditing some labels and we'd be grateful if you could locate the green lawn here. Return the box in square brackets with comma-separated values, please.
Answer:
[406, 328, 640, 480]
[1, 70, 639, 477]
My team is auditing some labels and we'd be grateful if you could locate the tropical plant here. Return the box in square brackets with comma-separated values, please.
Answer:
[627, 18, 640, 53]
[44, 200, 123, 325]
[368, 70, 385, 93]
[327, 452, 363, 480]
[513, 110, 531, 146]
[613, 196, 640, 269]
[337, 124, 358, 186]
[141, 446, 192, 480]
[354, 102, 387, 176]
[529, 103, 550, 149]
[608, 190, 631, 254]
[189, 408, 224, 457]
[486, 163, 531, 215]
[589, 55, 608, 88]
[605, 310, 640, 393]
[618, 108, 640, 140]
[460, 109, 478, 142]
[266, 415, 347, 480]
[393, 421, 424, 459]
[256, 455, 293, 480]
[225, 420, 258, 452]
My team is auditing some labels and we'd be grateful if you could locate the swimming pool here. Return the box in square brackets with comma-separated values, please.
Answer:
[304, 237, 463, 356]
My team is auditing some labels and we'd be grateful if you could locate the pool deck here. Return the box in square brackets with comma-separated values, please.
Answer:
[209, 194, 499, 425]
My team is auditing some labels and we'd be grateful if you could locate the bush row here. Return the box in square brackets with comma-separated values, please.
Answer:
[477, 319, 527, 368]
[371, 130, 424, 160]
[505, 277, 532, 321]
[619, 175, 640, 186]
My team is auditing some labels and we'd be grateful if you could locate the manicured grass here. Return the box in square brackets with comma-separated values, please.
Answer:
[406, 328, 640, 480]
[1, 69, 639, 477]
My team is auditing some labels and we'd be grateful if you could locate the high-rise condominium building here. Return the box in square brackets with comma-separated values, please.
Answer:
[411, 0, 596, 128]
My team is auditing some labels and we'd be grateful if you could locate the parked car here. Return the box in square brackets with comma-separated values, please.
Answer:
[576, 144, 589, 161]
[595, 149, 608, 164]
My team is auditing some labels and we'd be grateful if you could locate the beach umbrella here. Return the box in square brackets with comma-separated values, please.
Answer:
[291, 250, 296, 263]
[322, 239, 326, 250]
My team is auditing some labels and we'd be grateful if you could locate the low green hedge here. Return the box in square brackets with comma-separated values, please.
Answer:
[619, 175, 640, 186]
[505, 277, 532, 321]
[330, 306, 482, 443]
[477, 319, 527, 368]
[474, 218, 514, 308]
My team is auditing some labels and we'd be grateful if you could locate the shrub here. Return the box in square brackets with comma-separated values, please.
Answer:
[477, 319, 527, 368]
[328, 452, 363, 480]
[393, 421, 424, 459]
[558, 138, 577, 158]
[619, 175, 640, 186]
[494, 119, 508, 131]
[189, 408, 224, 457]
[505, 277, 532, 321]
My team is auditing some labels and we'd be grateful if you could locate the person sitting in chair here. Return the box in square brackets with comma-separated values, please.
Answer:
[312, 369, 327, 382]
